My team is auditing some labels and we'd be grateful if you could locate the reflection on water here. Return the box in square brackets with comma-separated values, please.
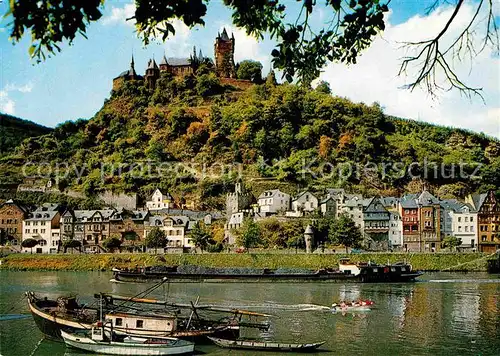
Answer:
[0, 271, 498, 356]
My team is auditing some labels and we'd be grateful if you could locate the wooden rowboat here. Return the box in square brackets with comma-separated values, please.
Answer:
[208, 336, 325, 352]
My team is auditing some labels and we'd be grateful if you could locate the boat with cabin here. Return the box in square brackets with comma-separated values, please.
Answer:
[112, 259, 423, 283]
[61, 321, 195, 355]
[338, 258, 423, 282]
[26, 291, 266, 342]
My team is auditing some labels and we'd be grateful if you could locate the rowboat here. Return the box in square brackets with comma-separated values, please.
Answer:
[208, 336, 325, 352]
[61, 328, 194, 355]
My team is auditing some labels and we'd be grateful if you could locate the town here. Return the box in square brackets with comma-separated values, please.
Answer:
[1, 184, 498, 254]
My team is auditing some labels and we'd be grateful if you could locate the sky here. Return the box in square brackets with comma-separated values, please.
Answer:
[0, 0, 498, 138]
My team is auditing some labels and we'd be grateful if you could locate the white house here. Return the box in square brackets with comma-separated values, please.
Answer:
[452, 203, 478, 251]
[388, 211, 403, 249]
[340, 195, 365, 229]
[22, 209, 61, 253]
[291, 191, 318, 214]
[146, 215, 191, 250]
[257, 189, 291, 215]
[440, 199, 462, 238]
[146, 189, 173, 211]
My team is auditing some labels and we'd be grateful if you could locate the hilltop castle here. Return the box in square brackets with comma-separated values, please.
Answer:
[113, 29, 236, 91]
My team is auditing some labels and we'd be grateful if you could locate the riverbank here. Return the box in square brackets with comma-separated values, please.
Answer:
[0, 252, 491, 272]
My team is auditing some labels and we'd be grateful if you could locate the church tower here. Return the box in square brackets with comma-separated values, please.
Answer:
[214, 28, 236, 78]
[145, 58, 160, 89]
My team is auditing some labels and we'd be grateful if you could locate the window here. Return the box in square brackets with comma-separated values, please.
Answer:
[115, 318, 123, 326]
[470, 217, 474, 222]
[465, 217, 468, 222]
[465, 226, 468, 232]
[41, 229, 46, 233]
[458, 217, 461, 222]
[471, 226, 474, 232]
[458, 226, 462, 232]
[482, 235, 487, 241]
[136, 320, 144, 328]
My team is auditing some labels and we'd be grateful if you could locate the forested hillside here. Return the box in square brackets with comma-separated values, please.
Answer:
[0, 113, 52, 156]
[2, 71, 499, 209]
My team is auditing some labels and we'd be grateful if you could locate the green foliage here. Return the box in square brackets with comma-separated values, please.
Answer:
[236, 218, 261, 250]
[441, 235, 462, 251]
[0, 252, 491, 272]
[328, 214, 363, 252]
[21, 238, 38, 248]
[63, 239, 82, 253]
[237, 60, 263, 82]
[1, 72, 498, 204]
[190, 221, 212, 252]
[0, 113, 52, 156]
[144, 228, 167, 252]
[195, 73, 223, 97]
[315, 81, 331, 94]
[102, 236, 122, 251]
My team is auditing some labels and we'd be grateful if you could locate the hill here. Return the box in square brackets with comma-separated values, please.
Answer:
[0, 113, 53, 156]
[1, 71, 499, 209]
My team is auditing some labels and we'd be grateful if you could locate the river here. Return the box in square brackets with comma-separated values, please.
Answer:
[0, 271, 498, 356]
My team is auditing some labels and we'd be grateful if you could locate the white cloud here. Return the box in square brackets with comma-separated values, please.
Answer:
[5, 82, 34, 93]
[102, 3, 136, 26]
[0, 82, 35, 115]
[0, 90, 16, 115]
[319, 4, 500, 138]
[102, 1, 192, 57]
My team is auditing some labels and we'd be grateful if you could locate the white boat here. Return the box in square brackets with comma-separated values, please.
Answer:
[61, 327, 195, 355]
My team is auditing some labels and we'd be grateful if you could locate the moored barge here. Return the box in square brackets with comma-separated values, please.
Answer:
[112, 259, 423, 283]
[26, 292, 243, 342]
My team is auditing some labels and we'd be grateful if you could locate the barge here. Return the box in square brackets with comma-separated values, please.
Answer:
[111, 259, 423, 283]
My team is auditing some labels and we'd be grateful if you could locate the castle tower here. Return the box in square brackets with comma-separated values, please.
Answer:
[129, 55, 137, 77]
[214, 28, 236, 78]
[145, 58, 160, 89]
[226, 181, 253, 216]
[159, 54, 169, 71]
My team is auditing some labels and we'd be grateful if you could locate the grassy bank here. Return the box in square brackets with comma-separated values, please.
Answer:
[0, 252, 490, 272]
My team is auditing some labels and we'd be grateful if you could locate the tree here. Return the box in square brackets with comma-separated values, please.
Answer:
[195, 73, 223, 97]
[441, 235, 462, 251]
[102, 236, 122, 252]
[190, 221, 212, 252]
[328, 214, 363, 253]
[63, 239, 82, 253]
[0, 229, 9, 245]
[315, 81, 331, 94]
[144, 227, 167, 254]
[21, 238, 38, 254]
[237, 218, 261, 251]
[6, 1, 496, 96]
[237, 60, 263, 83]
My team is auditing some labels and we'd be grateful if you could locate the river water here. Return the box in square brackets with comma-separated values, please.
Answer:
[0, 271, 498, 356]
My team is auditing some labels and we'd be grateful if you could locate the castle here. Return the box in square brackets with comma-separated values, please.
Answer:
[113, 29, 236, 91]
